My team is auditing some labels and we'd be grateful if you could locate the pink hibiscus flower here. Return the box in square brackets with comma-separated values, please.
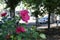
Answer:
[22, 15, 30, 23]
[1, 12, 7, 17]
[19, 10, 30, 23]
[16, 26, 26, 34]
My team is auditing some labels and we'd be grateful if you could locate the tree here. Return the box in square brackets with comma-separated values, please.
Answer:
[4, 0, 21, 18]
[44, 0, 60, 31]
[4, 0, 22, 27]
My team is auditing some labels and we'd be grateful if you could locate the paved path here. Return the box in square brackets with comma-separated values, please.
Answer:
[37, 23, 60, 29]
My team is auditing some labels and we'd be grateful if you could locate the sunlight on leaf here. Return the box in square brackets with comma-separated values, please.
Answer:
[40, 33, 46, 39]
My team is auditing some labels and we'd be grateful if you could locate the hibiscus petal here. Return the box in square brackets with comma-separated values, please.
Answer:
[19, 10, 30, 23]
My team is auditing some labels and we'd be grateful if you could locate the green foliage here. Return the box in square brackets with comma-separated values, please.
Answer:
[23, 0, 43, 6]
[1, 19, 15, 35]
[56, 9, 60, 15]
[44, 0, 60, 11]
[32, 10, 39, 17]
[5, 0, 21, 9]
[0, 15, 47, 40]
[16, 26, 46, 40]
[0, 0, 3, 3]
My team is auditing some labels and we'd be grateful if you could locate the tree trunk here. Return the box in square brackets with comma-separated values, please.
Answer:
[48, 12, 51, 31]
[10, 9, 17, 27]
[36, 16, 38, 27]
[35, 6, 39, 27]
[56, 20, 59, 28]
[10, 9, 15, 18]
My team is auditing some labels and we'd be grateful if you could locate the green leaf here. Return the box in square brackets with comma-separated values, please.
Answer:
[32, 32, 39, 38]
[17, 36, 21, 40]
[40, 33, 46, 39]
